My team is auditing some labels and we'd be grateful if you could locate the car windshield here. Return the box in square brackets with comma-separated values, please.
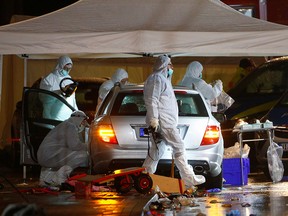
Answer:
[110, 90, 208, 116]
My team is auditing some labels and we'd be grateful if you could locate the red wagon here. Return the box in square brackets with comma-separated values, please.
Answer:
[73, 167, 153, 194]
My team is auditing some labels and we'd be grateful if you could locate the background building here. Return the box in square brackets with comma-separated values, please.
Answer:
[222, 0, 288, 25]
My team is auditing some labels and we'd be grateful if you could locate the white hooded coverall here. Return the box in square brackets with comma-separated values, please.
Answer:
[37, 110, 89, 186]
[40, 55, 78, 120]
[98, 68, 128, 101]
[179, 61, 223, 112]
[96, 68, 129, 112]
[142, 55, 205, 188]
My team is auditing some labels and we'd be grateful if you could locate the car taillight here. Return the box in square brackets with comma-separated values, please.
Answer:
[200, 125, 220, 145]
[96, 124, 118, 144]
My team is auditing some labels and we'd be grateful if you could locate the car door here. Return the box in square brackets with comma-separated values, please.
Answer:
[20, 87, 76, 165]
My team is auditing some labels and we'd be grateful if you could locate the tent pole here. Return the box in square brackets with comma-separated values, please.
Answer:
[24, 56, 28, 87]
[0, 55, 2, 113]
[22, 55, 28, 183]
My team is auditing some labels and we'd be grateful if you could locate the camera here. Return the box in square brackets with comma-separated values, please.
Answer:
[60, 78, 78, 97]
[144, 126, 163, 144]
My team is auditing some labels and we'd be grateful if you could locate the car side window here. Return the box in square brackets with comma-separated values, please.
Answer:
[98, 90, 114, 115]
[246, 64, 287, 94]
[279, 93, 288, 105]
[27, 91, 44, 119]
[24, 90, 72, 121]
[38, 92, 73, 121]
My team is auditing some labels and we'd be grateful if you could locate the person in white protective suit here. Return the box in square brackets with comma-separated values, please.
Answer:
[95, 68, 129, 112]
[142, 55, 206, 188]
[37, 110, 89, 186]
[179, 61, 223, 112]
[40, 55, 78, 120]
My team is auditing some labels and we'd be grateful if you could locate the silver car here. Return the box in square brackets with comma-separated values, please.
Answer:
[89, 84, 224, 189]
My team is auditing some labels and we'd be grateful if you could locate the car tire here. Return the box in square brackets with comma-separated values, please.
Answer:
[204, 170, 223, 190]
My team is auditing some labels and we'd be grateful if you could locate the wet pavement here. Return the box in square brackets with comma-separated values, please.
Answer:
[1, 150, 288, 215]
[0, 151, 153, 216]
[143, 173, 288, 216]
[0, 165, 154, 215]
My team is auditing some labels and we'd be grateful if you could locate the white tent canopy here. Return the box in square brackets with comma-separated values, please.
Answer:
[0, 0, 287, 56]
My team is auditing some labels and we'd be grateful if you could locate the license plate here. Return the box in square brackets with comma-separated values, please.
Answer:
[139, 128, 148, 138]
[279, 143, 288, 151]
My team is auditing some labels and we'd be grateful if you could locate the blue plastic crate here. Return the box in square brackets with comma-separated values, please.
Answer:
[223, 158, 250, 186]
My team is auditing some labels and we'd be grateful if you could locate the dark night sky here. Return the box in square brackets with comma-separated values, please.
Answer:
[0, 0, 78, 26]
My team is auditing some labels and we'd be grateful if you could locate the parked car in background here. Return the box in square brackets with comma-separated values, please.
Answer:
[225, 56, 288, 122]
[90, 84, 224, 189]
[10, 77, 108, 167]
[73, 77, 109, 122]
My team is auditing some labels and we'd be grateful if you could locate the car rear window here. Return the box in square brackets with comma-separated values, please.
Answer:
[110, 91, 208, 116]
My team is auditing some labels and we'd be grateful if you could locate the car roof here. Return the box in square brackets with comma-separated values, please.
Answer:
[266, 56, 288, 64]
[118, 83, 200, 94]
[73, 77, 110, 84]
[32, 76, 109, 88]
[254, 56, 288, 71]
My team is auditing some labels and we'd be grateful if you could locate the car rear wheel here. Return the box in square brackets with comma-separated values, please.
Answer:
[204, 171, 223, 190]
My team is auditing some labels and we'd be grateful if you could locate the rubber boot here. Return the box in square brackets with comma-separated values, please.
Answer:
[51, 165, 73, 186]
[39, 167, 57, 186]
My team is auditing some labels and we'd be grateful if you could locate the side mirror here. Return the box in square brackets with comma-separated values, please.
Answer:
[212, 112, 227, 123]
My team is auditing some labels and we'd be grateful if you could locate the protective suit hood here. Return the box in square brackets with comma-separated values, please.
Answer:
[55, 56, 73, 71]
[184, 61, 203, 79]
[111, 68, 128, 83]
[153, 55, 171, 77]
[179, 61, 203, 87]
[69, 110, 88, 127]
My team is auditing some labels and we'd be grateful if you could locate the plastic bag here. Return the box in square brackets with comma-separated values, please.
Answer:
[212, 91, 235, 113]
[224, 142, 250, 158]
[267, 142, 284, 183]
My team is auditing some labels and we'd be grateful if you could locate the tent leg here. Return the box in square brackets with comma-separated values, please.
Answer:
[23, 165, 27, 184]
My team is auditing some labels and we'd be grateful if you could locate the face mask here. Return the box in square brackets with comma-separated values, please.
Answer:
[60, 69, 69, 76]
[120, 80, 128, 85]
[167, 68, 174, 77]
[199, 72, 202, 79]
[78, 124, 86, 133]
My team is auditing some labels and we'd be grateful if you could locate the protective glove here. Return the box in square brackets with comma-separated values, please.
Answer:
[215, 79, 223, 86]
[150, 118, 159, 132]
[214, 79, 223, 91]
